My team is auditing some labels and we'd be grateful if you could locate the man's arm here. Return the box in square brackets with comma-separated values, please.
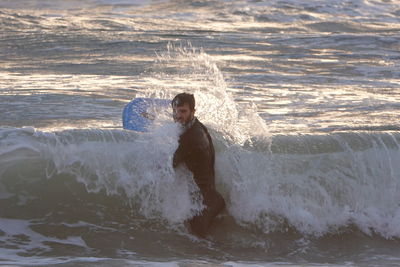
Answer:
[173, 144, 185, 168]
[185, 129, 214, 186]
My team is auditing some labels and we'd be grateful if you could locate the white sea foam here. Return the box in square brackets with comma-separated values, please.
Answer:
[1, 127, 400, 240]
[0, 218, 87, 262]
[35, 122, 204, 224]
[1, 0, 400, 265]
[217, 132, 400, 237]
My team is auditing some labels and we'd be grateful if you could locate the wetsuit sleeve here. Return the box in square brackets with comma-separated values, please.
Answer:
[186, 130, 214, 186]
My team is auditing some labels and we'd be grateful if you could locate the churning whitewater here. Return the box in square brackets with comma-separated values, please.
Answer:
[1, 0, 400, 266]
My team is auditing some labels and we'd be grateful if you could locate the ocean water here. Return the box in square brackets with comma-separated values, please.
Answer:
[1, 0, 400, 266]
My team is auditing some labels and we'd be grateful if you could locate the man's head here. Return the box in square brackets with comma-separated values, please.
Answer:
[171, 93, 195, 125]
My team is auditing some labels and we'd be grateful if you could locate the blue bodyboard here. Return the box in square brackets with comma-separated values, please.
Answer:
[123, 98, 171, 132]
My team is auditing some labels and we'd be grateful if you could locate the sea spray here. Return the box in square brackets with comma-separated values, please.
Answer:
[218, 132, 400, 238]
[142, 42, 269, 146]
[9, 128, 397, 239]
[116, 44, 400, 238]
[0, 126, 205, 225]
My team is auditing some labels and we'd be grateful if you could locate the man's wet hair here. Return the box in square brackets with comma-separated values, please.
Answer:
[171, 93, 195, 111]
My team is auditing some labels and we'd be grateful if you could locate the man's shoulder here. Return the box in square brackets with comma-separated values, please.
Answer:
[184, 119, 210, 145]
[190, 118, 209, 136]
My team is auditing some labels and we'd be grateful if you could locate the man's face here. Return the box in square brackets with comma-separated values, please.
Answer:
[173, 103, 194, 125]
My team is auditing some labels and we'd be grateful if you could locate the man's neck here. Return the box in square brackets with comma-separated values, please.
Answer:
[183, 116, 196, 131]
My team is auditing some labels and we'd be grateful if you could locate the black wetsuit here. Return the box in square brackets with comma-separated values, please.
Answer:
[173, 118, 225, 237]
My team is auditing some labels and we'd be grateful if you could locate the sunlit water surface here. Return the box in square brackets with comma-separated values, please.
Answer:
[1, 0, 400, 266]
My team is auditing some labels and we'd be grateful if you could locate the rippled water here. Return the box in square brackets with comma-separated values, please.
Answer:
[1, 0, 400, 266]
[1, 0, 399, 133]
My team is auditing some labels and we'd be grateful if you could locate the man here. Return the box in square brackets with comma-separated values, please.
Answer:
[171, 93, 225, 238]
